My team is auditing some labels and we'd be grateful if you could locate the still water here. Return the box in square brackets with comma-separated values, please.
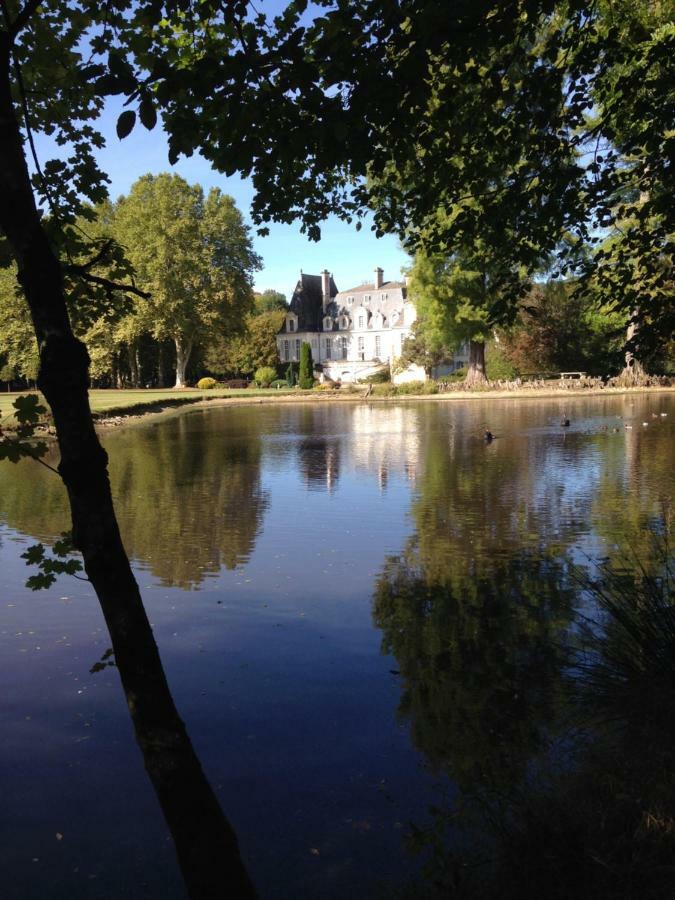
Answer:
[0, 394, 672, 898]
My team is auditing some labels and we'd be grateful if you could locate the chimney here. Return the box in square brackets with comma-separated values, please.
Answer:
[374, 267, 384, 290]
[321, 269, 331, 311]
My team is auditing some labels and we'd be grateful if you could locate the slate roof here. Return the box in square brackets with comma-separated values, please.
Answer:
[280, 273, 339, 334]
[279, 273, 408, 334]
[339, 280, 407, 295]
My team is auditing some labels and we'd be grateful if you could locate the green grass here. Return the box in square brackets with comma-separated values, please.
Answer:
[0, 386, 298, 421]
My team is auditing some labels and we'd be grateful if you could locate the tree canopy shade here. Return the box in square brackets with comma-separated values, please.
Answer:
[113, 174, 260, 387]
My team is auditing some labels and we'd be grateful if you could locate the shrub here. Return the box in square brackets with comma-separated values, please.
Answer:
[222, 379, 249, 389]
[253, 366, 277, 387]
[396, 380, 429, 395]
[270, 378, 288, 389]
[437, 367, 467, 383]
[196, 377, 217, 390]
[358, 368, 390, 384]
[486, 340, 518, 381]
[298, 342, 314, 389]
[372, 382, 398, 397]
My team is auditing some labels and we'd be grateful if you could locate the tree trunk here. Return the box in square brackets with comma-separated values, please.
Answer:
[620, 315, 646, 384]
[174, 337, 193, 388]
[128, 341, 140, 388]
[158, 342, 168, 388]
[0, 33, 255, 899]
[464, 340, 487, 386]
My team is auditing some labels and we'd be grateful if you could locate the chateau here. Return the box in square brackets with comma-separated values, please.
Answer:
[277, 268, 467, 383]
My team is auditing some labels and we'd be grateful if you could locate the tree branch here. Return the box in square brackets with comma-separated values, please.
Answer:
[6, 0, 41, 41]
[66, 268, 151, 299]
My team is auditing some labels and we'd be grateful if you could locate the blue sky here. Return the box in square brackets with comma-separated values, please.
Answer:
[36, 99, 410, 300]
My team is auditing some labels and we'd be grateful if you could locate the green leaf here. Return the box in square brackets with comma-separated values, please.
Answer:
[139, 97, 157, 131]
[116, 111, 136, 140]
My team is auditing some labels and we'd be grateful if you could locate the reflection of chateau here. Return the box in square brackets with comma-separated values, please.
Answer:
[277, 268, 468, 383]
[290, 406, 421, 494]
[350, 406, 420, 491]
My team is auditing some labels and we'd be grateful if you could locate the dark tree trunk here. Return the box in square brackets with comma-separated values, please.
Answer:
[465, 340, 487, 386]
[158, 342, 168, 388]
[128, 341, 140, 388]
[0, 32, 255, 900]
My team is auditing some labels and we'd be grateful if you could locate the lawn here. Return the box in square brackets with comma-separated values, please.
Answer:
[0, 387, 296, 421]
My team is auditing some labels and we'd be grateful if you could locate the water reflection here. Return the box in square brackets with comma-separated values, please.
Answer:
[372, 420, 578, 790]
[0, 395, 673, 898]
[0, 409, 270, 589]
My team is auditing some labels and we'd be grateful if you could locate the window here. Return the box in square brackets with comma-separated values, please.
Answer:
[288, 318, 295, 332]
[347, 296, 354, 304]
[358, 315, 364, 329]
[295, 339, 301, 359]
[341, 316, 349, 329]
[325, 338, 331, 359]
[341, 337, 348, 359]
[375, 335, 381, 358]
[364, 294, 371, 302]
[283, 340, 289, 362]
[358, 336, 365, 360]
[381, 293, 387, 301]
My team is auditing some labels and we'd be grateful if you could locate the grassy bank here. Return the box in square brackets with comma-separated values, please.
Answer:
[1, 383, 673, 426]
[0, 386, 296, 421]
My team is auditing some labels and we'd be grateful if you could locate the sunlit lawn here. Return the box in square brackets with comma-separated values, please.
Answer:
[0, 386, 298, 420]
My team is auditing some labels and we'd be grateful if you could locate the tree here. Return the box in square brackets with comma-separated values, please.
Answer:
[112, 174, 260, 388]
[298, 341, 314, 389]
[407, 250, 507, 385]
[205, 308, 285, 378]
[502, 280, 626, 376]
[398, 321, 455, 379]
[254, 289, 287, 313]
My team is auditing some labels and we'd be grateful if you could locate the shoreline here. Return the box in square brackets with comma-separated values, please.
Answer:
[92, 384, 675, 428]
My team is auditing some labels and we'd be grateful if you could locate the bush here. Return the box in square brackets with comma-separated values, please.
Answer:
[270, 378, 288, 389]
[298, 342, 314, 389]
[372, 382, 398, 397]
[313, 381, 339, 391]
[222, 379, 249, 389]
[396, 380, 434, 395]
[358, 368, 391, 384]
[253, 366, 278, 387]
[437, 367, 467, 383]
[486, 340, 518, 381]
[196, 377, 217, 390]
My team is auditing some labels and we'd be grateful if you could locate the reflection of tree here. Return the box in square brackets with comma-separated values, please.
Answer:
[373, 425, 576, 791]
[374, 551, 572, 790]
[0, 410, 269, 588]
[591, 420, 673, 569]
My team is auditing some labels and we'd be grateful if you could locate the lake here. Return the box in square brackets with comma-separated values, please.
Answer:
[0, 393, 672, 898]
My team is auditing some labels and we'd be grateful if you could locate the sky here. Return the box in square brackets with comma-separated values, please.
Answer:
[35, 99, 410, 301]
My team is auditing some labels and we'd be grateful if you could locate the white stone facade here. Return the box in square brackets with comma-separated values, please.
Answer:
[277, 268, 468, 383]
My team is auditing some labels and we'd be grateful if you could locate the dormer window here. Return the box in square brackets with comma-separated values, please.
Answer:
[287, 314, 297, 333]
[323, 316, 332, 330]
[340, 316, 349, 329]
[289, 320, 295, 332]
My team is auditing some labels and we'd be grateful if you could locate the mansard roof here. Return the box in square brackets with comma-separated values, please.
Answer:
[338, 280, 407, 296]
[280, 273, 338, 333]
